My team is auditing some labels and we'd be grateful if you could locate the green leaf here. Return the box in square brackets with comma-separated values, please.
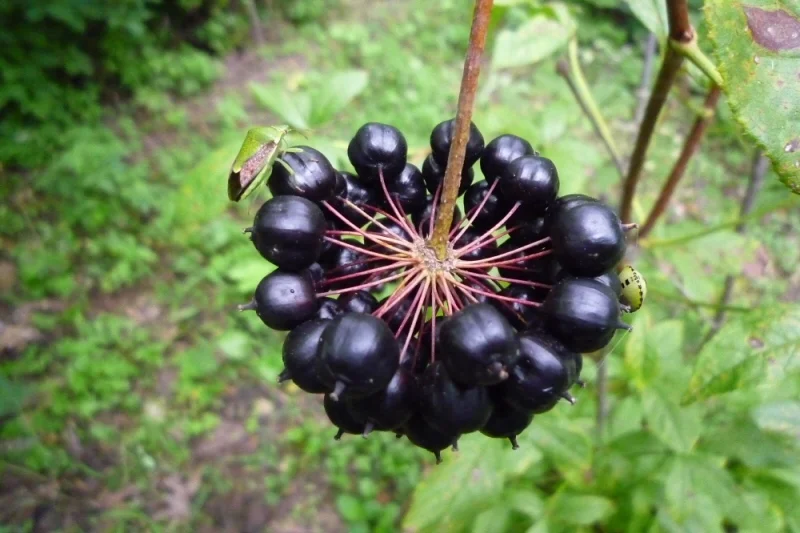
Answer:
[403, 436, 507, 532]
[685, 304, 800, 403]
[642, 388, 702, 452]
[683, 320, 759, 403]
[507, 490, 544, 519]
[754, 401, 800, 436]
[472, 505, 510, 533]
[624, 0, 668, 39]
[706, 1, 800, 193]
[336, 494, 366, 522]
[700, 418, 799, 468]
[308, 70, 369, 127]
[250, 84, 311, 130]
[0, 375, 27, 418]
[492, 4, 575, 69]
[216, 330, 251, 361]
[547, 493, 614, 525]
[527, 420, 592, 473]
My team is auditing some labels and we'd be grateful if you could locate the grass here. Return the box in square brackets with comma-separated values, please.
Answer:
[2, 0, 798, 531]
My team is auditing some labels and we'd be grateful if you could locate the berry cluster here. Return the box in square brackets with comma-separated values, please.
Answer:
[237, 120, 637, 462]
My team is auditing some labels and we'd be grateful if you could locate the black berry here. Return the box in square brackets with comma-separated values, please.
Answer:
[348, 123, 408, 182]
[480, 135, 535, 183]
[244, 270, 318, 331]
[249, 195, 326, 271]
[268, 146, 337, 203]
[280, 319, 330, 393]
[430, 119, 485, 168]
[550, 201, 626, 277]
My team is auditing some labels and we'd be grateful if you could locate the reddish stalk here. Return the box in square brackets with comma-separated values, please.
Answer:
[373, 269, 426, 318]
[378, 168, 419, 238]
[430, 0, 494, 257]
[451, 279, 542, 306]
[316, 268, 415, 297]
[325, 230, 411, 247]
[401, 280, 431, 357]
[394, 277, 429, 340]
[319, 262, 412, 287]
[322, 236, 407, 261]
[450, 178, 500, 243]
[457, 269, 551, 289]
[452, 202, 522, 256]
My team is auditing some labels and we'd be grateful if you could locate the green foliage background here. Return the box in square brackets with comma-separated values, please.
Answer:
[1, 0, 799, 531]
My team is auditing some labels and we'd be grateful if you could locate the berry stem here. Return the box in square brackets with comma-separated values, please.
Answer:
[450, 178, 500, 243]
[316, 268, 414, 297]
[394, 276, 429, 340]
[322, 236, 406, 262]
[452, 202, 522, 256]
[401, 279, 431, 358]
[320, 261, 413, 287]
[451, 279, 542, 307]
[325, 230, 413, 248]
[322, 200, 415, 252]
[378, 168, 420, 239]
[373, 269, 426, 318]
[456, 269, 551, 289]
[429, 0, 494, 259]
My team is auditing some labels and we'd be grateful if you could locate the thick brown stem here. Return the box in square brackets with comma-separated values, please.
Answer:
[639, 86, 722, 237]
[619, 0, 694, 222]
[619, 46, 684, 222]
[430, 0, 494, 259]
[667, 0, 694, 42]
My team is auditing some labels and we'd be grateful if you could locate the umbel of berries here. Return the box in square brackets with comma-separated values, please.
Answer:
[234, 119, 644, 462]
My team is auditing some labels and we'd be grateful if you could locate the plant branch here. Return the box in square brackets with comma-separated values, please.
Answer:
[596, 361, 609, 444]
[430, 0, 493, 259]
[634, 33, 658, 126]
[639, 85, 722, 238]
[667, 0, 693, 42]
[671, 39, 723, 87]
[620, 0, 695, 222]
[619, 46, 684, 222]
[698, 151, 769, 349]
[557, 39, 625, 177]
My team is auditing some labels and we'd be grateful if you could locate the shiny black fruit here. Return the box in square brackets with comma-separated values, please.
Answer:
[541, 278, 628, 353]
[333, 171, 379, 227]
[430, 119, 485, 168]
[348, 123, 408, 182]
[403, 414, 459, 464]
[480, 401, 534, 449]
[366, 218, 411, 256]
[350, 367, 415, 435]
[280, 319, 329, 393]
[244, 270, 318, 331]
[499, 155, 559, 213]
[315, 297, 344, 320]
[249, 196, 326, 271]
[339, 290, 379, 314]
[385, 163, 427, 214]
[501, 329, 580, 413]
[480, 134, 535, 183]
[557, 269, 622, 297]
[419, 361, 493, 435]
[439, 303, 518, 386]
[381, 294, 415, 335]
[507, 215, 548, 249]
[317, 313, 400, 400]
[463, 180, 506, 232]
[550, 201, 625, 276]
[422, 154, 474, 196]
[268, 146, 337, 203]
[324, 393, 366, 440]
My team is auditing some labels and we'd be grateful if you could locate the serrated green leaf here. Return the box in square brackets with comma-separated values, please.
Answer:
[607, 430, 668, 457]
[700, 418, 799, 468]
[706, 0, 800, 193]
[607, 396, 644, 440]
[403, 436, 507, 532]
[642, 388, 702, 452]
[547, 493, 614, 525]
[492, 4, 575, 69]
[624, 0, 668, 38]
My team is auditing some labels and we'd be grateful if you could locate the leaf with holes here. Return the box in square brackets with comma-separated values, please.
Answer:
[706, 0, 800, 193]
